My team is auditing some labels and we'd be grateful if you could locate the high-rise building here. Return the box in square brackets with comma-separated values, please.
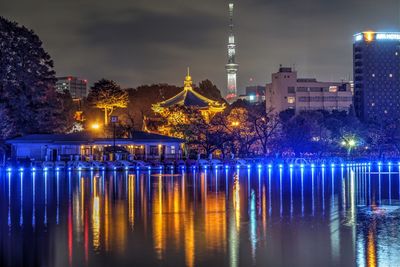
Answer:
[56, 76, 88, 100]
[225, 3, 238, 102]
[265, 67, 352, 113]
[353, 31, 400, 122]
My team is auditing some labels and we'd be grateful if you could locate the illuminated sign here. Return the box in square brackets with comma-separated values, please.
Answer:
[354, 32, 400, 42]
[364, 31, 374, 42]
[376, 33, 400, 40]
[354, 34, 363, 42]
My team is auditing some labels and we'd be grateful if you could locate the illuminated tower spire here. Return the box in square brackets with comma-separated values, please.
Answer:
[184, 67, 193, 91]
[225, 2, 238, 102]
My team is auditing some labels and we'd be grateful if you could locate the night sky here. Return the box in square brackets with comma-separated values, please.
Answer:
[2, 0, 400, 95]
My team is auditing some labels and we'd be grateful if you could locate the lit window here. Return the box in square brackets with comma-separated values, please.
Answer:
[171, 146, 176, 154]
[390, 74, 393, 78]
[396, 52, 399, 56]
[287, 97, 295, 104]
[371, 103, 375, 107]
[372, 74, 375, 77]
[384, 110, 388, 114]
[329, 86, 337, 93]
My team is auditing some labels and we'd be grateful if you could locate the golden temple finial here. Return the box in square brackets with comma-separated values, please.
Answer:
[184, 67, 193, 91]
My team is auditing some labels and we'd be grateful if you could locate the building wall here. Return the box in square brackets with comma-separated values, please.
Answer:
[353, 32, 400, 122]
[241, 85, 266, 103]
[56, 76, 88, 99]
[11, 142, 180, 161]
[266, 67, 352, 113]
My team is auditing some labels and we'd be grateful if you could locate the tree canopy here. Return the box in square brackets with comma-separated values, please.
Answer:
[0, 16, 70, 139]
[87, 79, 128, 125]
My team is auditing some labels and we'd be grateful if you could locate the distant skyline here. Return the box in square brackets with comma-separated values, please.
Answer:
[2, 0, 400, 95]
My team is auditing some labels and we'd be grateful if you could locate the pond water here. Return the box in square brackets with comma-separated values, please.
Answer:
[1, 164, 400, 267]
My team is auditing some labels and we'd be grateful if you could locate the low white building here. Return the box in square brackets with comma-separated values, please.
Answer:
[6, 131, 184, 161]
[266, 67, 353, 113]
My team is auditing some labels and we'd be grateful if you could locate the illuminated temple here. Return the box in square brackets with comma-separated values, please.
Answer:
[152, 69, 226, 121]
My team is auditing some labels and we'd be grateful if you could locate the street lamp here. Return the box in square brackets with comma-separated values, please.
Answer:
[341, 137, 357, 158]
[348, 139, 356, 147]
[91, 123, 100, 130]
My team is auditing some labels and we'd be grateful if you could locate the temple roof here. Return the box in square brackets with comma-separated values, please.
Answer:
[152, 69, 225, 112]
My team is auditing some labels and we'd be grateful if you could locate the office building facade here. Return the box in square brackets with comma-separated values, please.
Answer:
[266, 67, 352, 113]
[56, 76, 88, 99]
[353, 32, 400, 122]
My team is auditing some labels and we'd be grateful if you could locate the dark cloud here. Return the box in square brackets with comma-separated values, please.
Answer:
[2, 0, 400, 94]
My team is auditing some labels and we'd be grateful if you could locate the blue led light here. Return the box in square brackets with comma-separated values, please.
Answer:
[257, 164, 262, 168]
[331, 163, 335, 168]
[6, 167, 12, 172]
[340, 163, 344, 167]
[44, 167, 48, 171]
[78, 167, 82, 171]
[300, 164, 304, 168]
[289, 164, 293, 168]
[125, 167, 128, 170]
[311, 163, 315, 168]
[56, 167, 60, 171]
[19, 167, 24, 172]
[268, 164, 272, 169]
[321, 164, 325, 168]
[236, 164, 240, 169]
[247, 164, 251, 169]
[225, 165, 229, 169]
[279, 164, 283, 168]
[32, 167, 36, 171]
[378, 162, 382, 166]
[388, 162, 392, 166]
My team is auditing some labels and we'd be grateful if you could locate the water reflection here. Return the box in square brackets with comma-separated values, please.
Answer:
[1, 164, 400, 266]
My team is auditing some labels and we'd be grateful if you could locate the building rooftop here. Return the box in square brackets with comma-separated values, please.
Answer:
[354, 31, 400, 43]
[6, 131, 184, 144]
[278, 67, 293, 73]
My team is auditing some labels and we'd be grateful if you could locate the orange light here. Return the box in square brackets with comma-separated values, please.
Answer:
[91, 123, 100, 130]
[364, 31, 375, 42]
